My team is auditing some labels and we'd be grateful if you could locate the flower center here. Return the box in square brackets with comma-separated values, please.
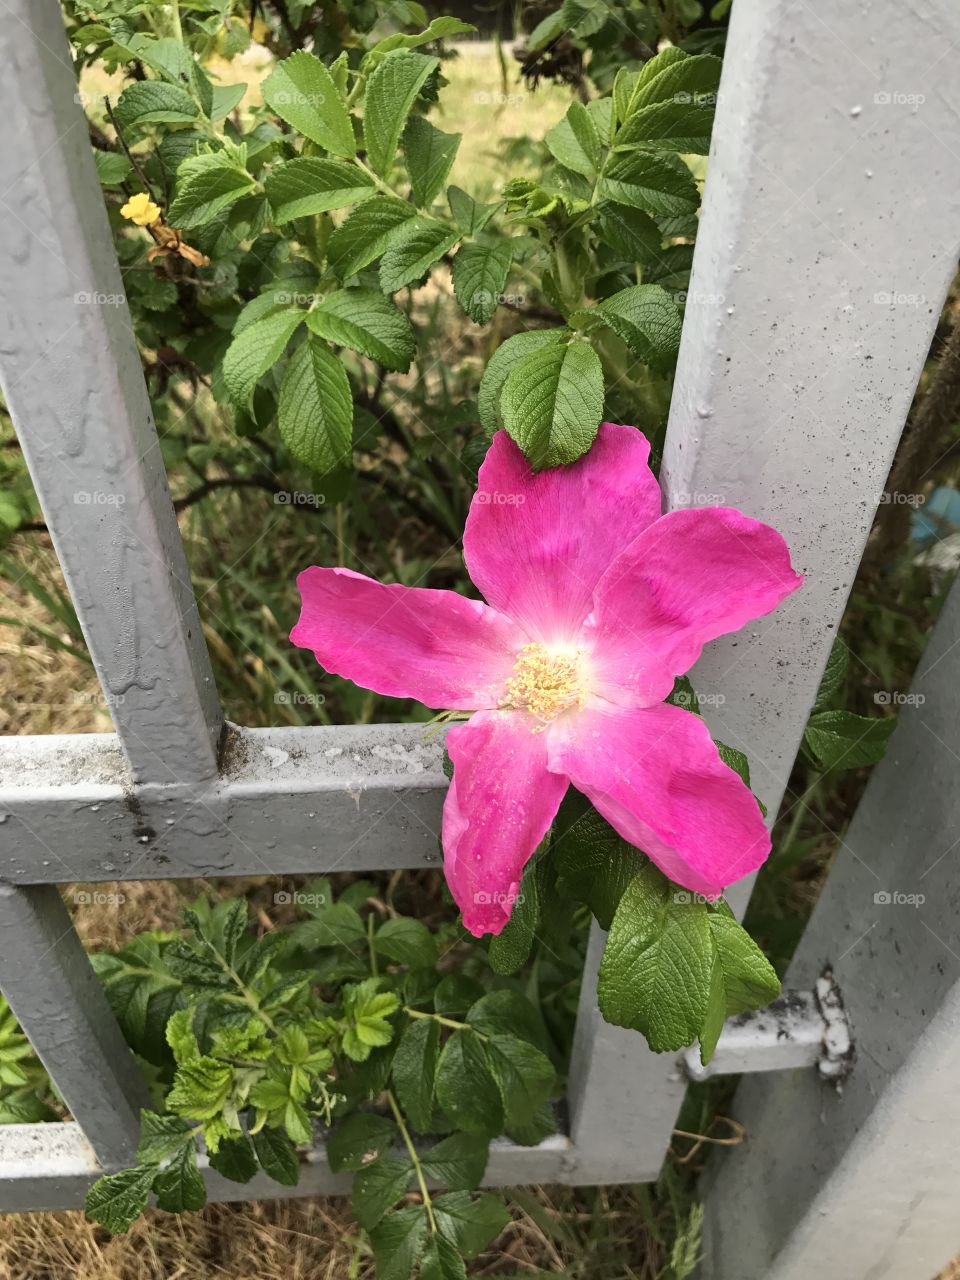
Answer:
[502, 642, 586, 726]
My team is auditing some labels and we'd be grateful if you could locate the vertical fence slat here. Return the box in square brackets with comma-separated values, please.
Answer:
[0, 0, 222, 785]
[700, 572, 960, 1280]
[0, 885, 151, 1169]
[568, 0, 960, 1188]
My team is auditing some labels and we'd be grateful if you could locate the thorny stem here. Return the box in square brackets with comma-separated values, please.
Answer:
[387, 1089, 437, 1233]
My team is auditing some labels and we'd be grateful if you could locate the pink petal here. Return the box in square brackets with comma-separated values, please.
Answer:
[291, 567, 526, 710]
[547, 702, 770, 896]
[584, 507, 803, 706]
[464, 423, 662, 644]
[443, 711, 568, 936]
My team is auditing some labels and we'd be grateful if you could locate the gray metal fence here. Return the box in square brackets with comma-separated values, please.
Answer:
[1, 1, 960, 1275]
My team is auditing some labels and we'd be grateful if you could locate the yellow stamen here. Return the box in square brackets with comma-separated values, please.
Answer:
[502, 642, 586, 728]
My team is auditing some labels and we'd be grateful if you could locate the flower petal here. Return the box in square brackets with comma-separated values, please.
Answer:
[443, 711, 568, 936]
[547, 702, 770, 897]
[291, 567, 526, 710]
[584, 507, 803, 706]
[464, 423, 662, 644]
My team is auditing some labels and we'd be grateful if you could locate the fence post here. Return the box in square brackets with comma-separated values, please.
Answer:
[568, 0, 960, 1188]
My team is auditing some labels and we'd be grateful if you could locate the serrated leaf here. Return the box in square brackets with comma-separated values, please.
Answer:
[391, 1017, 439, 1132]
[265, 157, 374, 223]
[353, 1155, 414, 1230]
[277, 335, 353, 473]
[85, 1166, 155, 1234]
[168, 153, 255, 230]
[373, 16, 476, 53]
[306, 288, 414, 372]
[374, 917, 438, 968]
[448, 186, 497, 236]
[814, 637, 849, 712]
[327, 1113, 397, 1173]
[252, 1126, 300, 1186]
[554, 799, 646, 930]
[379, 217, 459, 293]
[363, 50, 439, 177]
[403, 115, 460, 208]
[368, 1204, 429, 1280]
[595, 284, 682, 370]
[420, 1234, 468, 1280]
[452, 242, 513, 325]
[599, 151, 700, 217]
[464, 990, 544, 1047]
[208, 1134, 257, 1183]
[598, 864, 713, 1052]
[597, 204, 661, 265]
[803, 709, 896, 770]
[95, 150, 132, 187]
[488, 860, 539, 975]
[420, 1132, 489, 1192]
[435, 1030, 503, 1136]
[434, 1191, 509, 1258]
[222, 308, 304, 411]
[327, 196, 416, 279]
[484, 1035, 554, 1130]
[153, 1142, 206, 1213]
[700, 906, 780, 1064]
[166, 1056, 233, 1121]
[500, 339, 604, 469]
[615, 101, 715, 155]
[545, 101, 601, 177]
[114, 81, 198, 128]
[626, 52, 721, 113]
[136, 1110, 193, 1165]
[261, 50, 355, 157]
[477, 328, 568, 434]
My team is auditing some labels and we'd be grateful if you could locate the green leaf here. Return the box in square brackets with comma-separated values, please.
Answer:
[500, 339, 604, 469]
[306, 289, 414, 372]
[452, 242, 513, 325]
[261, 50, 355, 157]
[484, 1035, 554, 1130]
[420, 1132, 489, 1192]
[615, 101, 715, 155]
[379, 217, 459, 293]
[168, 152, 255, 230]
[208, 1134, 257, 1183]
[699, 906, 780, 1064]
[95, 150, 132, 187]
[326, 1113, 397, 1173]
[477, 328, 569, 435]
[114, 81, 198, 128]
[554, 799, 646, 930]
[166, 1056, 233, 1121]
[368, 1204, 429, 1280]
[448, 186, 497, 236]
[544, 101, 601, 177]
[420, 1234, 468, 1280]
[435, 1030, 504, 1136]
[803, 709, 895, 770]
[597, 204, 661, 265]
[465, 990, 544, 1047]
[372, 16, 476, 53]
[278, 335, 353, 474]
[626, 52, 721, 112]
[391, 1017, 439, 1133]
[153, 1143, 206, 1214]
[265, 157, 374, 223]
[293, 901, 366, 949]
[598, 152, 700, 217]
[327, 196, 416, 279]
[363, 50, 439, 177]
[813, 638, 849, 712]
[374, 916, 438, 968]
[595, 284, 682, 370]
[403, 115, 460, 208]
[488, 859, 539, 976]
[85, 1166, 155, 1234]
[252, 1126, 300, 1186]
[352, 1155, 414, 1229]
[210, 82, 247, 121]
[598, 865, 713, 1052]
[222, 308, 304, 411]
[434, 1191, 509, 1258]
[136, 1110, 193, 1165]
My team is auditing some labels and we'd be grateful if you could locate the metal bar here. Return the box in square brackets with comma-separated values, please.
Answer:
[0, 885, 151, 1170]
[565, 0, 960, 1190]
[0, 724, 446, 882]
[699, 575, 960, 1280]
[0, 0, 222, 785]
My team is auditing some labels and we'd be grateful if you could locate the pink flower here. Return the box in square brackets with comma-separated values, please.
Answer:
[291, 423, 802, 937]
